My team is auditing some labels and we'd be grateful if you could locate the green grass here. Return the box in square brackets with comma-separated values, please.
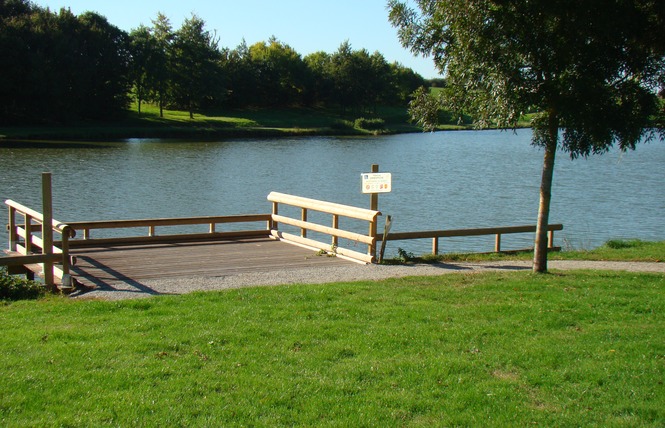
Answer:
[1, 270, 664, 426]
[0, 98, 537, 141]
[403, 239, 665, 264]
[0, 103, 422, 141]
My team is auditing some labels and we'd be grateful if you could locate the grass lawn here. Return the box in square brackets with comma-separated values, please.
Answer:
[0, 103, 423, 141]
[0, 101, 537, 141]
[413, 239, 665, 264]
[1, 269, 664, 426]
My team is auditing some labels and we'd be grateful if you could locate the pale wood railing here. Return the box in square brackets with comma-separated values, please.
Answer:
[379, 224, 563, 255]
[63, 214, 273, 248]
[3, 199, 75, 289]
[268, 192, 381, 264]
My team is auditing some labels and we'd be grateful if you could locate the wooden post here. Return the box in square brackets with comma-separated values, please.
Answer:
[331, 214, 339, 249]
[25, 214, 33, 254]
[368, 164, 379, 260]
[8, 206, 17, 252]
[301, 208, 308, 238]
[548, 229, 554, 249]
[42, 173, 54, 288]
[59, 228, 72, 288]
[495, 233, 502, 252]
[271, 201, 279, 230]
[378, 215, 392, 263]
[432, 237, 439, 255]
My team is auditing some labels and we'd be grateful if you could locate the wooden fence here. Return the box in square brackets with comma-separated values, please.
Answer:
[3, 183, 75, 289]
[268, 192, 382, 264]
[379, 223, 564, 256]
[63, 214, 272, 248]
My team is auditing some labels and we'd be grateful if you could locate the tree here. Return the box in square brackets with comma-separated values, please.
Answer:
[389, 0, 665, 272]
[129, 25, 155, 115]
[171, 14, 222, 118]
[248, 37, 308, 106]
[304, 51, 334, 105]
[1, 3, 131, 123]
[222, 39, 256, 108]
[150, 12, 174, 117]
[75, 11, 131, 119]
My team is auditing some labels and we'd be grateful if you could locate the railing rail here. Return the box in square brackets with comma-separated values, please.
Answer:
[379, 223, 563, 255]
[63, 214, 273, 247]
[4, 198, 74, 289]
[267, 192, 381, 264]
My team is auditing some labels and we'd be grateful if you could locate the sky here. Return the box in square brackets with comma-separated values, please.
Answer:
[32, 0, 441, 79]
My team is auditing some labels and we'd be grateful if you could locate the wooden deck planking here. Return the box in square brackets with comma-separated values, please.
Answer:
[69, 237, 352, 289]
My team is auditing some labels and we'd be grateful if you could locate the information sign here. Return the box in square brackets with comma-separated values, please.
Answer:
[361, 172, 392, 194]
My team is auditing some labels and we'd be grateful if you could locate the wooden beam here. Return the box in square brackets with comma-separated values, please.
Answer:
[268, 192, 380, 221]
[385, 224, 563, 240]
[270, 230, 372, 264]
[65, 214, 271, 231]
[66, 229, 271, 248]
[0, 252, 62, 266]
[271, 214, 375, 245]
[42, 173, 54, 287]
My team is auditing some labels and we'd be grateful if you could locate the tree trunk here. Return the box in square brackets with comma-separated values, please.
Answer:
[137, 81, 143, 115]
[533, 111, 559, 273]
[159, 89, 164, 118]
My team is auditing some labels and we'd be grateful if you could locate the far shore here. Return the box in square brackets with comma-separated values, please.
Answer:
[0, 104, 536, 142]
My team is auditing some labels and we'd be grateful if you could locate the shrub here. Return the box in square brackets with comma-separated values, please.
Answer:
[604, 239, 644, 250]
[354, 117, 385, 130]
[0, 268, 44, 301]
[330, 120, 354, 130]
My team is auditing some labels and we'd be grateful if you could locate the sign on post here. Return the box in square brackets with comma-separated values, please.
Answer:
[361, 172, 392, 194]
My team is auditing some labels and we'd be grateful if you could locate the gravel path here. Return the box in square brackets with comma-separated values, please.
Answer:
[73, 260, 664, 300]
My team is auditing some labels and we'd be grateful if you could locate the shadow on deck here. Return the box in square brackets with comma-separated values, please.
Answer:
[70, 237, 353, 296]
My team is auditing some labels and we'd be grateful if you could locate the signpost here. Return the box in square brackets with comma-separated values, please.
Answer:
[361, 172, 392, 194]
[362, 164, 392, 262]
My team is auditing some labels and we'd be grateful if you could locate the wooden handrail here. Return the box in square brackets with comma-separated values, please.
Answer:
[5, 199, 73, 237]
[267, 192, 381, 263]
[384, 224, 563, 240]
[0, 253, 62, 266]
[66, 214, 271, 231]
[4, 174, 74, 289]
[379, 224, 563, 255]
[62, 214, 273, 247]
[268, 192, 381, 221]
[271, 214, 375, 245]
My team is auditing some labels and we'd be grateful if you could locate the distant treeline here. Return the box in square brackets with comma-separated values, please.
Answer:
[0, 0, 428, 125]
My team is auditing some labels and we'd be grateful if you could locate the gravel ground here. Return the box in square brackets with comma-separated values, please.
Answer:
[72, 260, 664, 300]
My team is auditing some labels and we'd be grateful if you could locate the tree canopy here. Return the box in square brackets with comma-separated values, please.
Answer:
[0, 1, 426, 124]
[389, 0, 665, 272]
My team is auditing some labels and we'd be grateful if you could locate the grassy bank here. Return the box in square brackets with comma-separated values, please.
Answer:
[407, 239, 665, 264]
[0, 103, 431, 141]
[2, 268, 664, 426]
[0, 101, 538, 142]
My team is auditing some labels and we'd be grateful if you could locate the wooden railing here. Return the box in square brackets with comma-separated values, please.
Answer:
[268, 192, 381, 264]
[379, 223, 564, 255]
[4, 199, 75, 289]
[63, 214, 273, 248]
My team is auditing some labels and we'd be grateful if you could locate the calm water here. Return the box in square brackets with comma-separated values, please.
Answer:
[1, 130, 663, 256]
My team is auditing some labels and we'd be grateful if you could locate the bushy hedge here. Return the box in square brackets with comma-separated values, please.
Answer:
[354, 117, 385, 130]
[0, 268, 44, 301]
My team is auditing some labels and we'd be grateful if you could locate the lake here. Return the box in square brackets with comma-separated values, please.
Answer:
[1, 129, 663, 257]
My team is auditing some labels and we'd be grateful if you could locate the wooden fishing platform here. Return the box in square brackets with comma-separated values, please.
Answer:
[68, 237, 351, 290]
[3, 173, 563, 293]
